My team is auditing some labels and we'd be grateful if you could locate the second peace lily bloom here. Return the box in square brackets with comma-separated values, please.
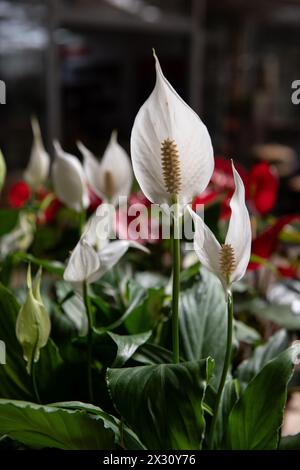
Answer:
[188, 161, 252, 293]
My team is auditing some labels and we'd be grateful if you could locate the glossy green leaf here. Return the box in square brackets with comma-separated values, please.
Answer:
[234, 320, 261, 345]
[213, 379, 240, 450]
[51, 401, 145, 450]
[132, 343, 173, 365]
[240, 298, 300, 330]
[0, 400, 117, 449]
[108, 331, 152, 367]
[226, 343, 300, 449]
[107, 358, 214, 450]
[179, 269, 227, 388]
[237, 330, 290, 385]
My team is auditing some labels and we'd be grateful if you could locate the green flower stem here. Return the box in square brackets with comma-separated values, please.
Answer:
[31, 359, 41, 404]
[83, 281, 94, 403]
[171, 196, 181, 364]
[208, 290, 233, 449]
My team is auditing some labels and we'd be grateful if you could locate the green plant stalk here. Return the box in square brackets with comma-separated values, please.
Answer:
[171, 196, 180, 364]
[83, 281, 94, 403]
[208, 290, 233, 449]
[31, 359, 41, 404]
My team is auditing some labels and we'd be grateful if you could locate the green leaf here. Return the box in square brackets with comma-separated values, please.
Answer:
[124, 286, 165, 334]
[234, 319, 261, 345]
[0, 210, 19, 237]
[0, 400, 117, 449]
[240, 297, 300, 330]
[0, 283, 32, 399]
[237, 330, 290, 385]
[279, 433, 300, 450]
[226, 343, 300, 450]
[51, 401, 145, 450]
[107, 358, 214, 450]
[108, 331, 152, 367]
[179, 269, 227, 388]
[213, 379, 240, 450]
[132, 343, 173, 365]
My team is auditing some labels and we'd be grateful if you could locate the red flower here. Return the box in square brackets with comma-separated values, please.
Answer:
[277, 265, 298, 279]
[247, 162, 278, 215]
[192, 188, 221, 210]
[248, 215, 298, 270]
[35, 188, 62, 224]
[8, 181, 31, 209]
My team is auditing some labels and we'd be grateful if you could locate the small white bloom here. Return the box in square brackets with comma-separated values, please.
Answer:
[188, 161, 252, 292]
[78, 130, 133, 205]
[64, 218, 149, 285]
[24, 117, 50, 188]
[52, 140, 89, 212]
[130, 51, 214, 210]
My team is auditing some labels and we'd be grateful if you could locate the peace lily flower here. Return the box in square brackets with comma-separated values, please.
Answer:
[24, 117, 50, 188]
[188, 161, 252, 293]
[77, 130, 133, 205]
[130, 51, 214, 210]
[52, 140, 89, 212]
[16, 265, 51, 374]
[64, 216, 149, 284]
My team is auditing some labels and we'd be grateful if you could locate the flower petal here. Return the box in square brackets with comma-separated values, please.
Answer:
[225, 161, 252, 283]
[64, 238, 100, 283]
[88, 240, 149, 283]
[53, 141, 89, 212]
[187, 205, 223, 285]
[77, 141, 103, 199]
[101, 131, 133, 205]
[24, 117, 50, 188]
[131, 52, 214, 207]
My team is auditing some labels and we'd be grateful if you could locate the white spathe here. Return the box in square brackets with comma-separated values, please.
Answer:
[52, 140, 89, 212]
[130, 52, 214, 208]
[24, 117, 50, 188]
[64, 217, 149, 285]
[188, 161, 252, 291]
[78, 130, 133, 205]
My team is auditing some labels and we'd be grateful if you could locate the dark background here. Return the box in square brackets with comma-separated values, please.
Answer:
[1, 0, 300, 176]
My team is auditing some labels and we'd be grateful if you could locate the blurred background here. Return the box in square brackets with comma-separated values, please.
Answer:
[1, 0, 300, 212]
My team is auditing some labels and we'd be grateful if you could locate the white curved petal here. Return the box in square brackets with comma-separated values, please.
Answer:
[53, 141, 89, 212]
[78, 134, 133, 205]
[77, 141, 103, 200]
[64, 239, 100, 283]
[101, 131, 133, 204]
[187, 206, 224, 286]
[24, 117, 50, 187]
[83, 213, 110, 251]
[225, 161, 252, 283]
[88, 240, 149, 283]
[130, 52, 214, 207]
